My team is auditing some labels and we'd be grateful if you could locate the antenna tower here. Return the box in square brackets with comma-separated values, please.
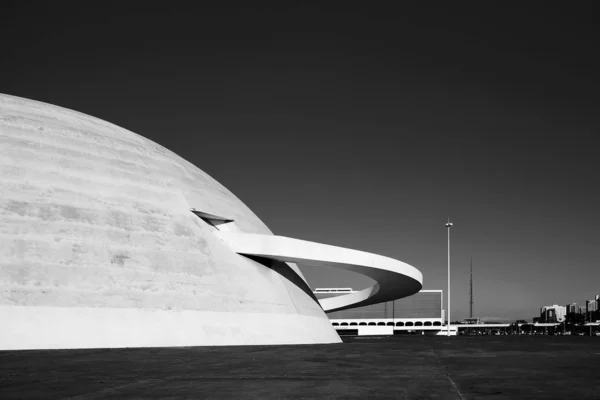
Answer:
[469, 257, 473, 318]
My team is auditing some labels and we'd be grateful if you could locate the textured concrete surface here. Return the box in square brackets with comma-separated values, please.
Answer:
[0, 93, 339, 347]
[2, 336, 599, 399]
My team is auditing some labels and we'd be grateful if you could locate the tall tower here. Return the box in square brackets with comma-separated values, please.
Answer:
[445, 219, 453, 336]
[469, 257, 474, 318]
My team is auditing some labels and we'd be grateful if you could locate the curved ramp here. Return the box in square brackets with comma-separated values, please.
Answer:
[218, 232, 423, 313]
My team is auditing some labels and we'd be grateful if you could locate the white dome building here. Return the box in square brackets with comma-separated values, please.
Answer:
[0, 94, 422, 349]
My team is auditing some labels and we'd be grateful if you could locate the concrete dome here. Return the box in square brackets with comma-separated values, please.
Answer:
[0, 94, 341, 349]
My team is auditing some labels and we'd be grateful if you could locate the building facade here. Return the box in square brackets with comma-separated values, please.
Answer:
[586, 300, 598, 313]
[541, 305, 566, 323]
[566, 303, 581, 314]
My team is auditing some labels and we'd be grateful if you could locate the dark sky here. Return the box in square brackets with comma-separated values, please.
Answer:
[2, 2, 599, 320]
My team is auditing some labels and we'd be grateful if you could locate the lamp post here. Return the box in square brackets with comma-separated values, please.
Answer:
[446, 219, 453, 336]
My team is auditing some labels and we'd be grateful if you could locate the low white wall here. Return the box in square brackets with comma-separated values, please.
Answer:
[0, 306, 341, 350]
[435, 327, 457, 336]
[358, 326, 394, 336]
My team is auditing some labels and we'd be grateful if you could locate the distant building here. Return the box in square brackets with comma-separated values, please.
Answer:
[586, 300, 598, 313]
[541, 305, 566, 323]
[566, 303, 580, 314]
[584, 299, 600, 322]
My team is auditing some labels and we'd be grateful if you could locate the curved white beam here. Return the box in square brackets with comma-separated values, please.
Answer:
[217, 232, 423, 313]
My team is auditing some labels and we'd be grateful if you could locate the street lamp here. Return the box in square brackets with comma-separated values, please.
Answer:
[445, 219, 453, 336]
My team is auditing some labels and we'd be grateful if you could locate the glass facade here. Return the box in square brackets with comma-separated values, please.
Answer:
[316, 290, 442, 319]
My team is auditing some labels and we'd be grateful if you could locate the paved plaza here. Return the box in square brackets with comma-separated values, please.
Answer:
[1, 336, 599, 399]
